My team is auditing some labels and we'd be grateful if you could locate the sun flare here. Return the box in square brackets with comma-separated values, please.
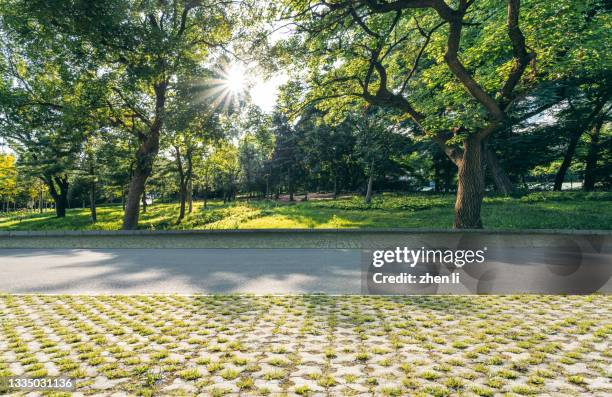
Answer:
[223, 63, 247, 94]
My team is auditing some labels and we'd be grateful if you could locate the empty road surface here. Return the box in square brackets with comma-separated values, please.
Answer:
[0, 248, 610, 294]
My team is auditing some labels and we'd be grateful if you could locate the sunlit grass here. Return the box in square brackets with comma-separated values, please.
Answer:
[0, 192, 610, 231]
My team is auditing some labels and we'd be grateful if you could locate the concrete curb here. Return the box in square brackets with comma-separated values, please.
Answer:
[0, 228, 611, 237]
[0, 228, 611, 249]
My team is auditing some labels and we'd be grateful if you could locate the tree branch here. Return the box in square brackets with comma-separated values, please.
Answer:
[498, 0, 535, 109]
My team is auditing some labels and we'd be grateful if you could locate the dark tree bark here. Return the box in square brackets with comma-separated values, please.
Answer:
[122, 81, 167, 230]
[45, 175, 69, 218]
[454, 135, 485, 229]
[553, 131, 581, 191]
[583, 116, 604, 191]
[484, 143, 513, 194]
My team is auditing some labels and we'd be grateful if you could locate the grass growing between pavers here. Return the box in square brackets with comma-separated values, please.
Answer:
[0, 295, 610, 396]
[1, 192, 612, 231]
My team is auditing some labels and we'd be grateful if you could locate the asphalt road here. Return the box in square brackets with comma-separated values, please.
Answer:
[0, 249, 363, 294]
[0, 248, 610, 294]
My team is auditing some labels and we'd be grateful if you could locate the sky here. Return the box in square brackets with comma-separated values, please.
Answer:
[244, 23, 292, 112]
[249, 72, 289, 112]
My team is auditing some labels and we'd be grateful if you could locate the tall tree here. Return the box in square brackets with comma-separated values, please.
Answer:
[277, 0, 608, 228]
[0, 27, 98, 217]
[166, 67, 224, 222]
[9, 0, 234, 228]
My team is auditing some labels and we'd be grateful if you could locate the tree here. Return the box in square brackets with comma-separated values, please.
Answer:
[582, 113, 611, 191]
[552, 80, 611, 190]
[277, 0, 608, 228]
[0, 153, 17, 210]
[9, 0, 234, 228]
[352, 109, 411, 203]
[210, 143, 240, 203]
[270, 112, 304, 201]
[0, 47, 95, 217]
[166, 67, 224, 222]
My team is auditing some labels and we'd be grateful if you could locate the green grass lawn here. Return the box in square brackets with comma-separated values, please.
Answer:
[1, 192, 611, 231]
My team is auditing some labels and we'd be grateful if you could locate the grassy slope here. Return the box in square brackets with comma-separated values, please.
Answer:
[0, 192, 610, 231]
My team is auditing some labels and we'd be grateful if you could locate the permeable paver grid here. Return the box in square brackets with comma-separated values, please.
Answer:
[0, 295, 610, 396]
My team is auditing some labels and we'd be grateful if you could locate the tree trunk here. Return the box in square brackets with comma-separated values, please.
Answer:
[288, 169, 294, 201]
[553, 131, 580, 191]
[175, 146, 187, 222]
[178, 184, 186, 221]
[38, 188, 43, 214]
[554, 98, 608, 191]
[333, 173, 338, 199]
[54, 181, 67, 218]
[484, 143, 513, 194]
[122, 81, 167, 230]
[90, 162, 97, 223]
[365, 159, 375, 204]
[187, 151, 193, 214]
[583, 117, 604, 191]
[46, 175, 69, 218]
[454, 135, 485, 229]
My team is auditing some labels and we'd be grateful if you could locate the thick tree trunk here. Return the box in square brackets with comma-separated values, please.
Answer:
[46, 176, 69, 218]
[454, 135, 485, 229]
[583, 117, 604, 191]
[54, 199, 66, 218]
[484, 143, 513, 194]
[124, 158, 154, 228]
[122, 81, 167, 230]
